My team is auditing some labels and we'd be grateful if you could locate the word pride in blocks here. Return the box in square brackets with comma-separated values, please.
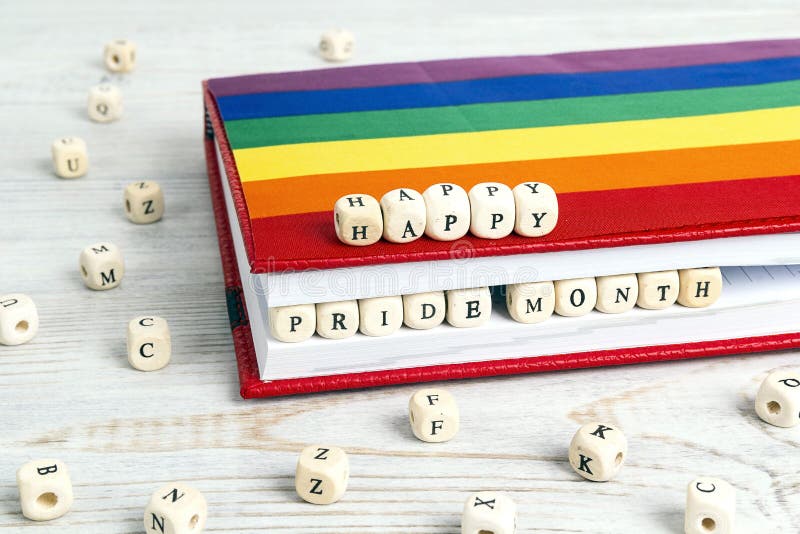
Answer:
[51, 137, 88, 179]
[79, 242, 124, 290]
[0, 293, 39, 346]
[127, 316, 171, 371]
[16, 459, 73, 521]
[144, 483, 207, 534]
[568, 422, 627, 482]
[461, 492, 516, 534]
[124, 181, 165, 224]
[334, 194, 383, 246]
[408, 388, 460, 442]
[87, 84, 122, 122]
[295, 445, 349, 505]
[755, 368, 800, 428]
[104, 39, 136, 72]
[684, 477, 735, 534]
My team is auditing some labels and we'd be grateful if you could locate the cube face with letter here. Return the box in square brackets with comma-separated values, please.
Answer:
[678, 267, 722, 308]
[79, 242, 124, 290]
[595, 274, 638, 314]
[0, 293, 39, 346]
[506, 281, 555, 324]
[316, 300, 359, 339]
[104, 39, 137, 72]
[568, 422, 627, 482]
[380, 188, 426, 243]
[51, 137, 88, 179]
[445, 287, 492, 328]
[408, 388, 459, 442]
[295, 445, 349, 504]
[423, 183, 470, 241]
[684, 477, 735, 534]
[402, 291, 446, 330]
[468, 182, 515, 239]
[512, 181, 558, 237]
[334, 194, 382, 246]
[16, 459, 73, 521]
[127, 316, 171, 371]
[124, 181, 165, 224]
[87, 84, 122, 122]
[637, 270, 679, 309]
[358, 295, 403, 337]
[143, 483, 207, 534]
[269, 304, 316, 343]
[755, 368, 800, 428]
[554, 277, 597, 317]
[461, 491, 516, 534]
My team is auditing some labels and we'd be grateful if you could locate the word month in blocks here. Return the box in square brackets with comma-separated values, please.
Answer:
[16, 459, 73, 521]
[87, 83, 122, 122]
[319, 29, 354, 62]
[684, 477, 735, 534]
[144, 483, 207, 534]
[461, 491, 516, 534]
[127, 316, 171, 371]
[568, 422, 627, 482]
[0, 293, 38, 346]
[295, 445, 349, 505]
[79, 242, 124, 290]
[104, 39, 136, 72]
[408, 388, 460, 442]
[51, 137, 88, 179]
[124, 180, 165, 224]
[755, 368, 800, 428]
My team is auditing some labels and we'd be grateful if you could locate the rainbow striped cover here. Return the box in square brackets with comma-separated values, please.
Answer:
[205, 39, 800, 275]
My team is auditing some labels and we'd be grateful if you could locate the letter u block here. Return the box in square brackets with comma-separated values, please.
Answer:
[144, 483, 207, 534]
[79, 242, 124, 290]
[295, 445, 349, 504]
[127, 316, 171, 371]
[51, 137, 88, 179]
[334, 194, 382, 246]
[461, 492, 516, 534]
[408, 388, 459, 442]
[17, 459, 73, 521]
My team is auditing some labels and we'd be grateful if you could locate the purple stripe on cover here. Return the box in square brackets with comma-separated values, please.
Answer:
[208, 39, 800, 97]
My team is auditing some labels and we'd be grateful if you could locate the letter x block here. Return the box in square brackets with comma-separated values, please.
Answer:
[295, 445, 349, 505]
[461, 492, 516, 534]
[408, 388, 460, 442]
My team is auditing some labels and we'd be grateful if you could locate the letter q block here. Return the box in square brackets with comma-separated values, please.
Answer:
[17, 459, 73, 521]
[87, 84, 122, 122]
[409, 388, 459, 442]
[334, 194, 382, 246]
[104, 39, 136, 72]
[127, 316, 171, 371]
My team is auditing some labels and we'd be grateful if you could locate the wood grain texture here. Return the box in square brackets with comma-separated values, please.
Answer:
[1, 1, 799, 532]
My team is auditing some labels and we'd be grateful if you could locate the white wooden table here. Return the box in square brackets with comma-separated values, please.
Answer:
[2, 1, 799, 532]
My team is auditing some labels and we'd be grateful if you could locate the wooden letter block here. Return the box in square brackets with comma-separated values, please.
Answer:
[554, 277, 597, 317]
[51, 137, 88, 179]
[144, 483, 207, 534]
[637, 270, 679, 310]
[334, 194, 382, 246]
[512, 181, 558, 237]
[269, 304, 316, 343]
[568, 422, 627, 482]
[755, 368, 800, 428]
[79, 242, 124, 290]
[316, 300, 359, 339]
[506, 281, 555, 324]
[402, 291, 445, 330]
[445, 287, 491, 328]
[595, 274, 638, 314]
[461, 492, 516, 534]
[685, 478, 735, 534]
[422, 183, 470, 241]
[87, 84, 122, 122]
[295, 445, 349, 504]
[104, 39, 136, 72]
[124, 181, 165, 224]
[408, 388, 459, 442]
[16, 459, 73, 521]
[127, 316, 171, 371]
[0, 294, 39, 346]
[319, 29, 354, 62]
[468, 182, 515, 239]
[380, 188, 426, 243]
[678, 267, 723, 308]
[358, 295, 403, 336]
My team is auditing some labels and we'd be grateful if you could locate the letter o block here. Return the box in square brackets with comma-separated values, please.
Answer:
[422, 183, 470, 241]
[16, 459, 73, 521]
[445, 287, 491, 328]
[637, 270, 679, 310]
[755, 368, 800, 428]
[127, 316, 171, 371]
[0, 293, 39, 346]
[461, 492, 516, 534]
[554, 277, 597, 317]
[334, 194, 382, 246]
[380, 188, 426, 243]
[506, 281, 555, 324]
[144, 483, 207, 534]
[124, 181, 165, 224]
[678, 267, 722, 308]
[51, 137, 88, 179]
[468, 182, 515, 239]
[568, 422, 627, 482]
[104, 39, 136, 72]
[512, 181, 558, 237]
[79, 242, 124, 290]
[269, 304, 316, 343]
[685, 477, 735, 534]
[402, 291, 446, 330]
[409, 388, 459, 442]
[295, 445, 349, 504]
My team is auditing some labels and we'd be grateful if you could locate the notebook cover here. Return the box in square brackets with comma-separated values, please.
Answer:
[205, 39, 800, 275]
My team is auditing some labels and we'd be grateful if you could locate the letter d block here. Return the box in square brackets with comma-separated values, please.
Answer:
[295, 445, 349, 505]
[17, 459, 73, 521]
[79, 242, 124, 290]
[334, 194, 382, 246]
[409, 388, 459, 442]
[568, 422, 627, 482]
[685, 478, 735, 534]
[461, 492, 516, 534]
[127, 316, 171, 371]
[144, 483, 207, 534]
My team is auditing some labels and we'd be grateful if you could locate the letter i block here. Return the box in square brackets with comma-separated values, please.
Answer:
[334, 194, 383, 246]
[144, 483, 207, 534]
[568, 422, 627, 482]
[295, 445, 349, 504]
[79, 242, 124, 290]
[17, 459, 73, 521]
[422, 183, 470, 241]
[409, 388, 460, 442]
[461, 492, 516, 534]
[127, 316, 171, 371]
[685, 478, 735, 534]
[358, 295, 403, 337]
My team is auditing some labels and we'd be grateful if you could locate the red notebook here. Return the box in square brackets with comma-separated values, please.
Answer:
[203, 39, 800, 398]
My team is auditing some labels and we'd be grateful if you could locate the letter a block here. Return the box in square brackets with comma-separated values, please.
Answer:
[408, 388, 459, 442]
[295, 445, 349, 505]
[461, 492, 516, 534]
[334, 194, 382, 246]
[755, 368, 800, 428]
[568, 422, 627, 482]
[685, 478, 735, 534]
[380, 188, 426, 243]
[127, 316, 171, 371]
[17, 459, 73, 521]
[144, 483, 207, 534]
[79, 242, 124, 290]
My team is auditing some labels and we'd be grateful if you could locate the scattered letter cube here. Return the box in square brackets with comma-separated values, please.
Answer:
[685, 477, 735, 534]
[144, 483, 207, 534]
[423, 183, 470, 241]
[334, 194, 382, 246]
[380, 188, 426, 243]
[461, 492, 516, 534]
[87, 84, 122, 122]
[402, 291, 446, 330]
[554, 277, 597, 317]
[678, 267, 722, 308]
[568, 422, 627, 482]
[79, 242, 124, 290]
[124, 180, 165, 224]
[316, 300, 359, 339]
[409, 388, 459, 442]
[269, 304, 316, 343]
[127, 316, 171, 371]
[468, 182, 515, 239]
[637, 270, 679, 309]
[358, 295, 403, 337]
[755, 368, 800, 428]
[104, 39, 136, 72]
[512, 181, 558, 237]
[295, 445, 349, 504]
[319, 29, 354, 62]
[16, 459, 73, 521]
[506, 281, 555, 324]
[0, 293, 39, 346]
[51, 137, 88, 179]
[445, 287, 491, 328]
[595, 273, 638, 314]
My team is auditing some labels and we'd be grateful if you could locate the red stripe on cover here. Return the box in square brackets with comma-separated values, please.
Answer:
[246, 175, 800, 273]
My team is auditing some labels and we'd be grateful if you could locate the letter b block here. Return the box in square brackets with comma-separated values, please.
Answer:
[685, 478, 735, 534]
[144, 483, 207, 534]
[461, 492, 516, 534]
[295, 445, 349, 504]
[16, 459, 73, 521]
[409, 388, 460, 442]
[334, 194, 382, 246]
[127, 316, 171, 371]
[79, 242, 124, 290]
[568, 422, 627, 482]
